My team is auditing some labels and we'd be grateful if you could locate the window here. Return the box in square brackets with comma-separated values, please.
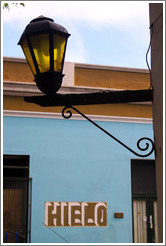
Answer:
[131, 159, 158, 243]
[3, 155, 32, 243]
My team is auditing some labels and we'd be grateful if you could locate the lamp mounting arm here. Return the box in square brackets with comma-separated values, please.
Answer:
[62, 106, 155, 158]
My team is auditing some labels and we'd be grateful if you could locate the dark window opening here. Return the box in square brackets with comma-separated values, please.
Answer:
[131, 159, 158, 243]
[3, 155, 29, 178]
[3, 155, 32, 243]
[131, 159, 156, 196]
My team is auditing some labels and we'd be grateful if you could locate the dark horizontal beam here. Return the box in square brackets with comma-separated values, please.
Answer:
[24, 89, 153, 107]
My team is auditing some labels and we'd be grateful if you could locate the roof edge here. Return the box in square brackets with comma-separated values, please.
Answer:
[3, 57, 149, 73]
[3, 56, 27, 63]
[75, 62, 150, 74]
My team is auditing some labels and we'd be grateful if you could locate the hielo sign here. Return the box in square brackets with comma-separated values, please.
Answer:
[45, 201, 107, 227]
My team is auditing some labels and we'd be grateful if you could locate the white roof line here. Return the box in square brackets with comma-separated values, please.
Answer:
[75, 62, 150, 73]
[3, 56, 149, 73]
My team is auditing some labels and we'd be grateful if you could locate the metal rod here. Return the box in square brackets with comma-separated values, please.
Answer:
[3, 166, 29, 169]
[5, 232, 8, 243]
[28, 178, 32, 243]
[49, 33, 54, 73]
[62, 106, 155, 158]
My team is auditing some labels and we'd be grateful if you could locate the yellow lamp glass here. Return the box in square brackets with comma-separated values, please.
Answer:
[30, 33, 50, 73]
[21, 39, 37, 75]
[53, 34, 66, 72]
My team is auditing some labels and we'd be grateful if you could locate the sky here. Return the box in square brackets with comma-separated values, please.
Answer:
[2, 1, 154, 69]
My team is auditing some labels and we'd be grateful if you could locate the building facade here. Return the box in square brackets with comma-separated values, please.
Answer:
[3, 57, 157, 243]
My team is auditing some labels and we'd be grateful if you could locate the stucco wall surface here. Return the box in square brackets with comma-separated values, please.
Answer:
[3, 116, 154, 243]
[75, 67, 150, 90]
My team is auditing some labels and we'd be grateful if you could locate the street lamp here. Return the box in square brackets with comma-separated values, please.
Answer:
[18, 15, 70, 95]
[20, 16, 155, 157]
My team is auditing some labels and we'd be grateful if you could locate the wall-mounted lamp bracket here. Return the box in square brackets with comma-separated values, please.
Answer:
[24, 89, 153, 106]
[24, 89, 155, 157]
[62, 105, 155, 158]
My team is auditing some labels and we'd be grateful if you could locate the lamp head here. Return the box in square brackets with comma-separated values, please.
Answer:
[18, 16, 70, 95]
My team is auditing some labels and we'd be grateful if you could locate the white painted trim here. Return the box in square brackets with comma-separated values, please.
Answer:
[63, 62, 75, 86]
[3, 81, 109, 96]
[3, 110, 153, 124]
[75, 62, 150, 74]
[3, 56, 27, 63]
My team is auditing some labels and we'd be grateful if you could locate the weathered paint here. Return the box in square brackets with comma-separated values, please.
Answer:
[75, 67, 150, 90]
[3, 57, 152, 119]
[3, 116, 154, 243]
[3, 59, 34, 83]
[3, 57, 150, 90]
[3, 59, 74, 86]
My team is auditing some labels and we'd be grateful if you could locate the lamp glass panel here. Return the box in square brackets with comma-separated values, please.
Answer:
[53, 34, 66, 72]
[21, 39, 36, 75]
[30, 34, 50, 73]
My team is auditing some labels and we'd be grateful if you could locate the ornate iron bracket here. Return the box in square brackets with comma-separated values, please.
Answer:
[62, 106, 155, 158]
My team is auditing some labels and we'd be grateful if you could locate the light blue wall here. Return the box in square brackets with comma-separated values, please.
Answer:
[3, 116, 154, 243]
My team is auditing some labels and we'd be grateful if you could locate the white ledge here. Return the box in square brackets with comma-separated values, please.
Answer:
[3, 110, 153, 124]
[3, 56, 28, 63]
[75, 62, 150, 74]
[3, 81, 107, 96]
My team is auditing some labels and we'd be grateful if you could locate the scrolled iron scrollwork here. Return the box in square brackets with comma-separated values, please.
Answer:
[62, 106, 73, 119]
[136, 137, 155, 157]
[61, 106, 155, 158]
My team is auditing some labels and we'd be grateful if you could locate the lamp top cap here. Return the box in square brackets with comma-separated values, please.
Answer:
[30, 15, 54, 23]
[18, 15, 70, 45]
